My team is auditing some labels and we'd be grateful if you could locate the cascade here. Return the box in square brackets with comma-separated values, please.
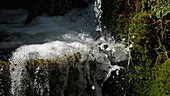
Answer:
[0, 0, 128, 95]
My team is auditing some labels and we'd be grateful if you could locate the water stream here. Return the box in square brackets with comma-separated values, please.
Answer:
[0, 0, 128, 96]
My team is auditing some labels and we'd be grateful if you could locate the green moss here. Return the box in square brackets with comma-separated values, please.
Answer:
[0, 61, 10, 70]
[129, 1, 170, 96]
[106, 0, 170, 95]
[0, 52, 82, 74]
[26, 52, 82, 70]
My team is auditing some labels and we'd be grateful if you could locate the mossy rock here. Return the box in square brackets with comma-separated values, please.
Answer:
[10, 52, 106, 96]
[0, 61, 11, 96]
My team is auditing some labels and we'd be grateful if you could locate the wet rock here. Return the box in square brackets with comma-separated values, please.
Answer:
[0, 53, 129, 96]
[0, 0, 35, 9]
[0, 0, 90, 24]
[25, 0, 90, 24]
[0, 61, 11, 96]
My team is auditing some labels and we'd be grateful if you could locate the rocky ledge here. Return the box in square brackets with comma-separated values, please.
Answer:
[0, 0, 92, 24]
[0, 52, 128, 96]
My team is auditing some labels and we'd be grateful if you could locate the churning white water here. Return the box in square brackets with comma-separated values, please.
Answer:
[0, 0, 128, 96]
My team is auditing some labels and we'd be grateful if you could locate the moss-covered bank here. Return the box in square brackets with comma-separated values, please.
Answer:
[103, 0, 170, 95]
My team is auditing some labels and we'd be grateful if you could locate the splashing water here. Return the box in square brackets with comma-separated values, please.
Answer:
[9, 35, 127, 96]
[94, 0, 102, 32]
[0, 0, 128, 96]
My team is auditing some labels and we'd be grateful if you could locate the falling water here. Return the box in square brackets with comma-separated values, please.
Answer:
[94, 0, 102, 32]
[0, 0, 128, 96]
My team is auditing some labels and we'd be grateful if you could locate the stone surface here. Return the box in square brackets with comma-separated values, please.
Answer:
[0, 0, 91, 24]
[25, 0, 90, 24]
[0, 61, 11, 96]
[0, 53, 129, 96]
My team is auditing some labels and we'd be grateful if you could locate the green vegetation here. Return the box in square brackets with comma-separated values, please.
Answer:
[25, 52, 82, 71]
[0, 61, 10, 70]
[105, 0, 170, 95]
[0, 52, 82, 70]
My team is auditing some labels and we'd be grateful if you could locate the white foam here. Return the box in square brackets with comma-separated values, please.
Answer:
[9, 33, 128, 95]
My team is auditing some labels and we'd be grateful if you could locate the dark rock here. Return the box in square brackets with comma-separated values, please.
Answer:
[25, 0, 50, 24]
[0, 61, 11, 96]
[0, 53, 130, 96]
[0, 0, 35, 9]
[25, 0, 90, 24]
[0, 0, 91, 24]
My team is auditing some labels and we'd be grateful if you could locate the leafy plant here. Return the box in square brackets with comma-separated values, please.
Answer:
[107, 0, 170, 95]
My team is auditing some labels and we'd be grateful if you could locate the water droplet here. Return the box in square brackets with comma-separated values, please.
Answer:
[92, 86, 95, 90]
[116, 70, 119, 75]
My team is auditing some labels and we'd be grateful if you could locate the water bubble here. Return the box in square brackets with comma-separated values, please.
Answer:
[92, 86, 95, 90]
[116, 70, 119, 75]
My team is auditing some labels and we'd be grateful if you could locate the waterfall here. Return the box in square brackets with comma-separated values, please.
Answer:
[94, 0, 102, 32]
[0, 0, 128, 96]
